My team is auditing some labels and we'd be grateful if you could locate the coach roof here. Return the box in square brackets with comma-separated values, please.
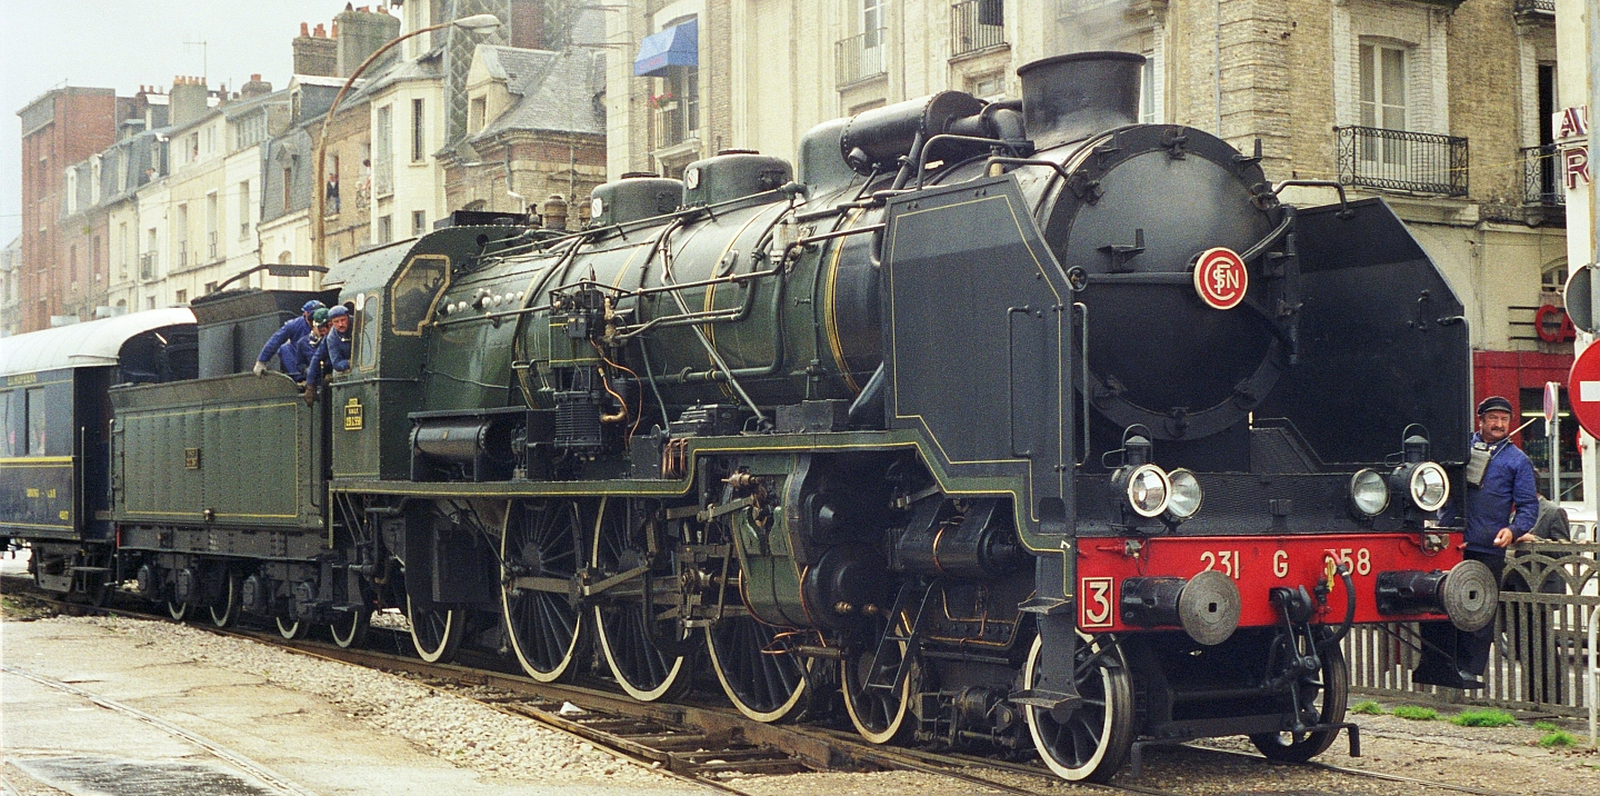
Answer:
[0, 308, 196, 378]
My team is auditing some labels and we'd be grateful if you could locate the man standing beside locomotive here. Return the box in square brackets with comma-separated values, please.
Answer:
[303, 305, 352, 405]
[253, 300, 325, 377]
[1453, 395, 1539, 688]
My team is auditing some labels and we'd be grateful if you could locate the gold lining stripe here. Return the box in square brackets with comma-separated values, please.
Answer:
[824, 208, 863, 395]
[0, 521, 74, 531]
[0, 456, 74, 466]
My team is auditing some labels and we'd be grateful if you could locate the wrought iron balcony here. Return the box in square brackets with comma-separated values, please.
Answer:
[952, 0, 1006, 58]
[1522, 144, 1565, 207]
[138, 252, 157, 282]
[1335, 125, 1468, 197]
[1513, 0, 1555, 16]
[837, 29, 888, 86]
[653, 101, 694, 149]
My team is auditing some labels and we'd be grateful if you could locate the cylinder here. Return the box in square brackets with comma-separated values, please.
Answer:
[1016, 51, 1145, 151]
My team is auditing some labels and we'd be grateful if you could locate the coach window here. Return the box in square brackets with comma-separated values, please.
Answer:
[26, 387, 46, 455]
[356, 293, 379, 371]
[1, 391, 14, 456]
[391, 254, 449, 336]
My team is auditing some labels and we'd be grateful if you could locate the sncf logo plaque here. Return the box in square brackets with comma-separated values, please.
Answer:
[1193, 247, 1248, 310]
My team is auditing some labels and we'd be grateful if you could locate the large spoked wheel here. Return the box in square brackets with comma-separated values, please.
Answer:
[501, 499, 587, 681]
[1250, 641, 1350, 763]
[592, 498, 690, 701]
[329, 609, 371, 649]
[406, 594, 465, 663]
[167, 599, 190, 622]
[1024, 632, 1136, 783]
[208, 573, 242, 628]
[842, 615, 918, 744]
[707, 616, 813, 722]
[275, 614, 309, 640]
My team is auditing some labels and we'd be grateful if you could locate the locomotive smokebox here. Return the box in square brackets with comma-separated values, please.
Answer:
[1017, 51, 1144, 150]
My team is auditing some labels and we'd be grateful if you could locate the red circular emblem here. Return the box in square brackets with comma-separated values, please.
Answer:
[1193, 247, 1249, 310]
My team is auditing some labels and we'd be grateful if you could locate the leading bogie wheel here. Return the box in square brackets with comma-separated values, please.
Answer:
[592, 498, 690, 701]
[1024, 632, 1136, 783]
[841, 614, 919, 744]
[406, 595, 465, 663]
[501, 499, 588, 682]
[208, 573, 242, 628]
[1249, 639, 1349, 762]
[167, 599, 190, 622]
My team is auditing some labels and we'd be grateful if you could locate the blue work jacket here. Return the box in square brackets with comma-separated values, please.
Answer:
[258, 316, 313, 364]
[307, 327, 351, 387]
[278, 333, 321, 382]
[1462, 432, 1538, 556]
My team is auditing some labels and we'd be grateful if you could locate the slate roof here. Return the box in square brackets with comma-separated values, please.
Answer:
[471, 45, 604, 140]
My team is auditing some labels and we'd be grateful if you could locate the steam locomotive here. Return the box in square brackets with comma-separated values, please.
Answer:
[0, 52, 1496, 781]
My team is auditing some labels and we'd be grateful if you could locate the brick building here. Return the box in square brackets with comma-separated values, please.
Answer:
[15, 87, 122, 331]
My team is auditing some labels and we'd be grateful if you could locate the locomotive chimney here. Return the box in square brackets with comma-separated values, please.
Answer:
[1017, 51, 1145, 151]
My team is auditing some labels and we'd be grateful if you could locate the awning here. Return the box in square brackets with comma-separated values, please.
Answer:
[633, 19, 698, 77]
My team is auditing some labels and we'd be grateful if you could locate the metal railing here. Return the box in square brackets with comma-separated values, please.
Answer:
[1344, 542, 1599, 729]
[952, 0, 1006, 57]
[176, 241, 188, 269]
[653, 102, 693, 149]
[1335, 125, 1469, 196]
[1522, 144, 1566, 207]
[1514, 0, 1555, 14]
[207, 231, 219, 261]
[138, 252, 156, 282]
[837, 28, 888, 86]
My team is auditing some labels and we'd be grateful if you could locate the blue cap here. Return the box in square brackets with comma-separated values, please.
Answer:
[327, 305, 350, 319]
[302, 299, 326, 313]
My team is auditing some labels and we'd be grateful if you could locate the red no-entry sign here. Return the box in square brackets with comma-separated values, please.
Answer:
[1568, 344, 1600, 438]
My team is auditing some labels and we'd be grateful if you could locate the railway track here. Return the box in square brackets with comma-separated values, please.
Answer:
[0, 574, 1558, 796]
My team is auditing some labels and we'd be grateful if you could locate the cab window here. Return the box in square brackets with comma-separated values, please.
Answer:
[391, 255, 449, 336]
[357, 294, 379, 371]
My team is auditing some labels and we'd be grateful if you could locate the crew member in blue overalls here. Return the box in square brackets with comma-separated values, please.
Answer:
[304, 305, 352, 405]
[1455, 395, 1538, 688]
[254, 299, 325, 377]
[277, 308, 329, 384]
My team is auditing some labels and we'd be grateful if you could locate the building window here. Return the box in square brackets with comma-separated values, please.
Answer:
[469, 97, 487, 134]
[838, 1, 887, 85]
[411, 98, 426, 162]
[1359, 42, 1408, 134]
[655, 66, 699, 147]
[206, 192, 219, 261]
[238, 180, 252, 239]
[64, 169, 77, 215]
[967, 71, 1005, 101]
[175, 289, 187, 305]
[283, 167, 293, 212]
[412, 210, 426, 236]
[205, 281, 219, 295]
[175, 203, 189, 268]
[326, 154, 341, 215]
[118, 222, 129, 276]
[374, 105, 394, 196]
[377, 214, 393, 244]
